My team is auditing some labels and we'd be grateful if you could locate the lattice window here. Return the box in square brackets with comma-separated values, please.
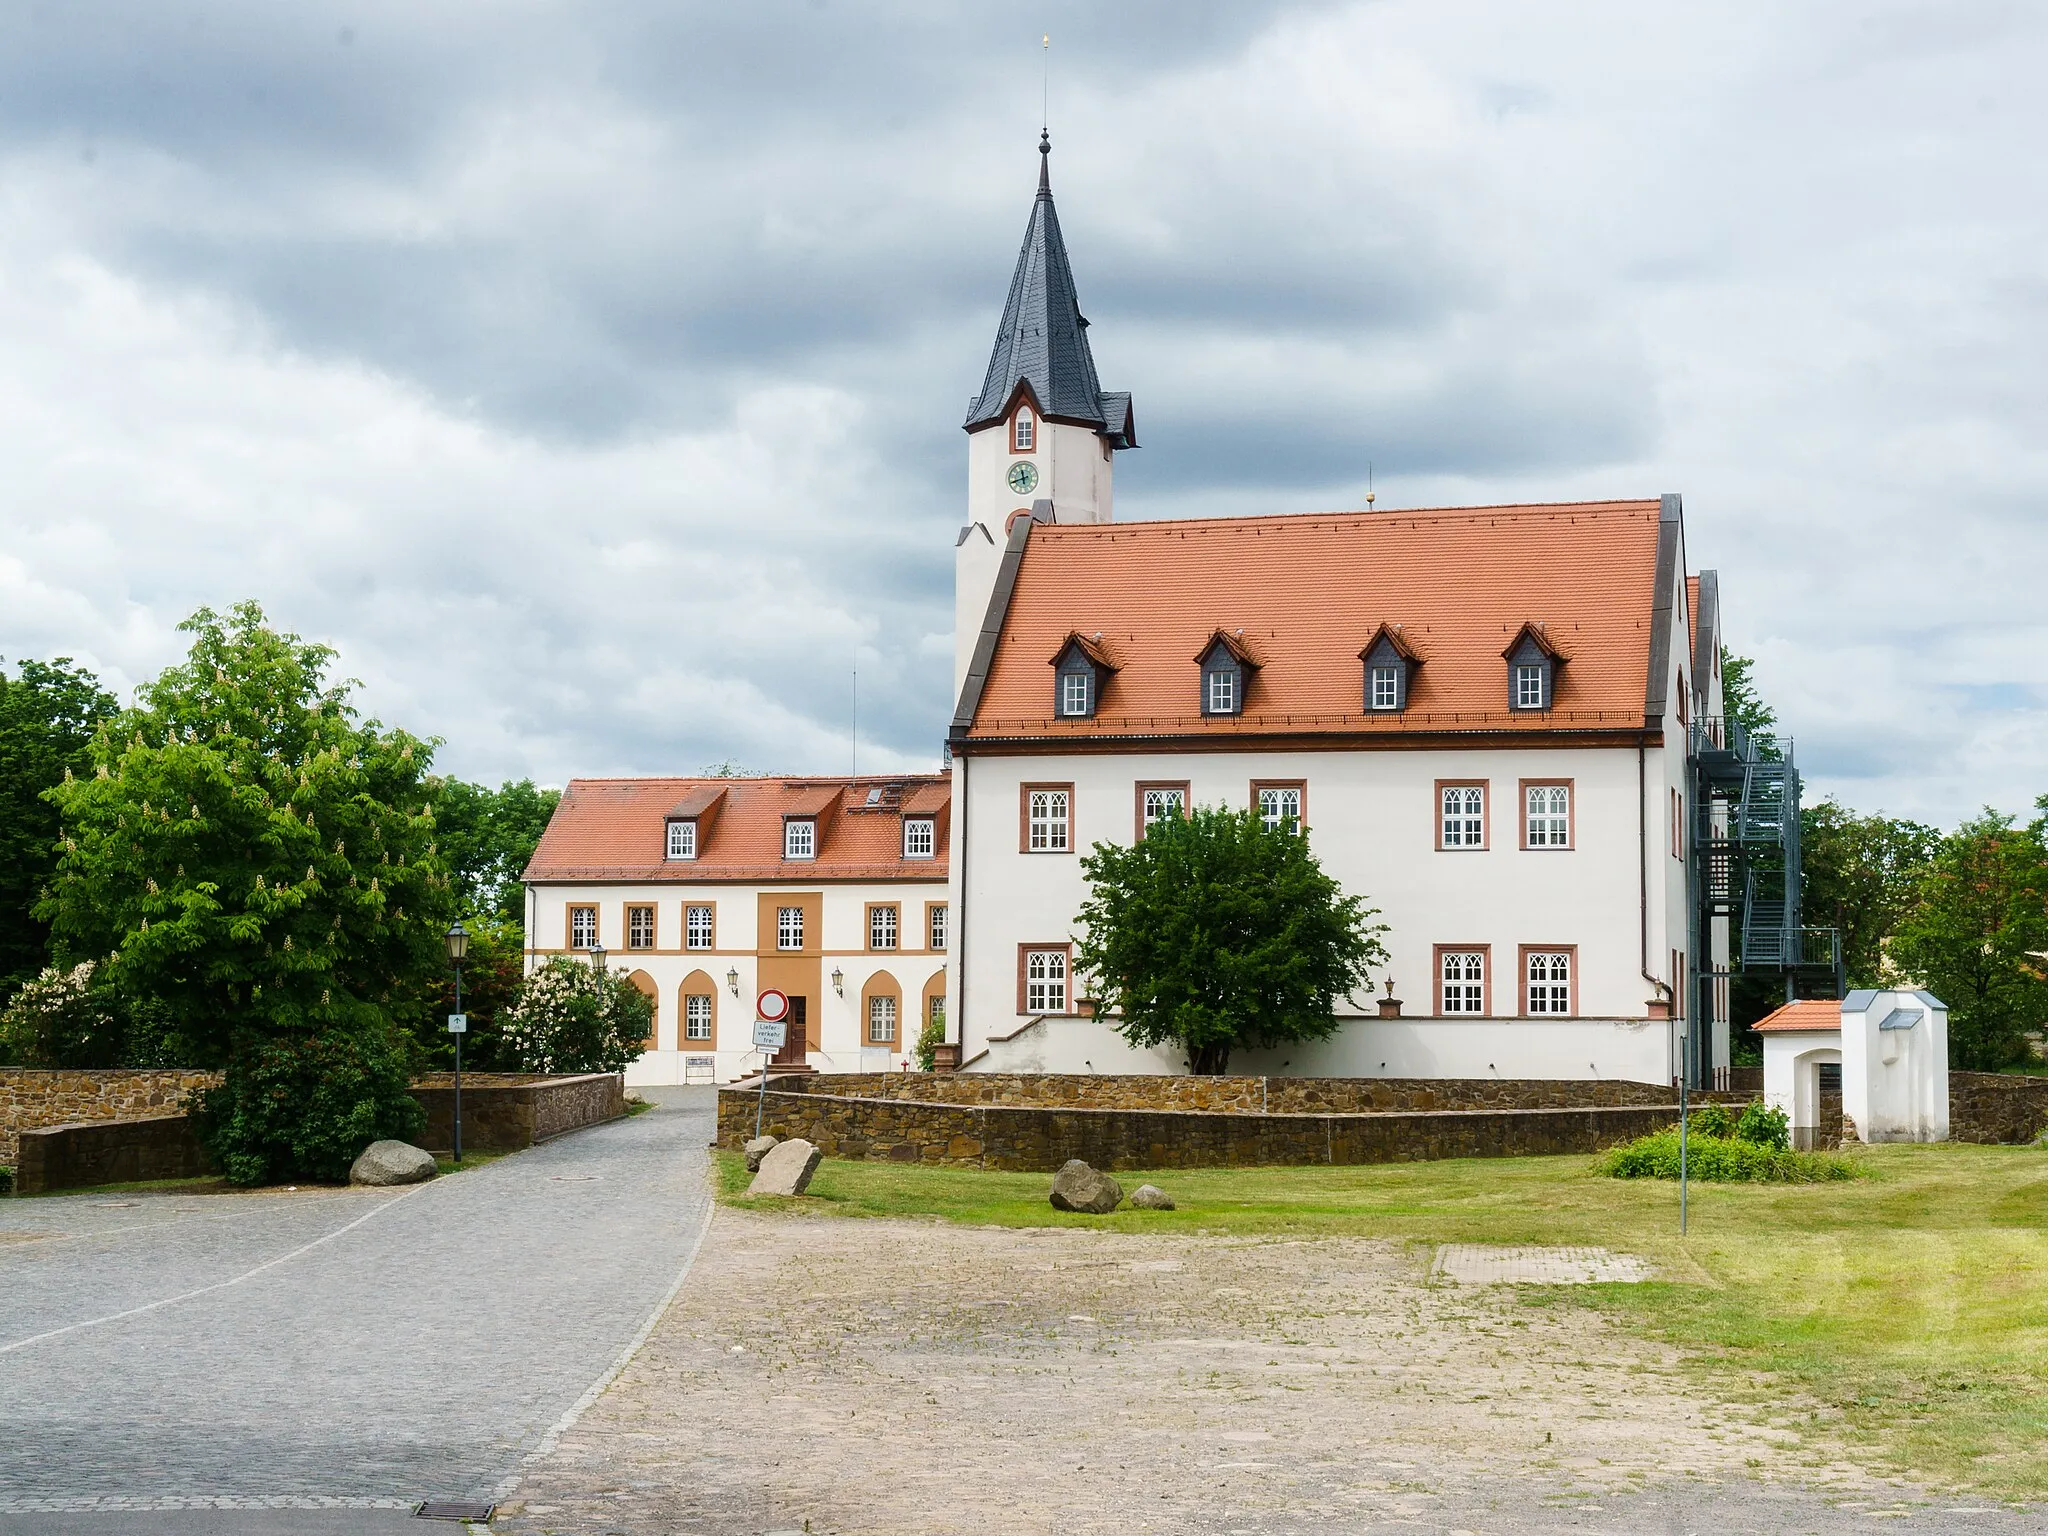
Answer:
[1025, 949, 1067, 1014]
[1441, 950, 1485, 1014]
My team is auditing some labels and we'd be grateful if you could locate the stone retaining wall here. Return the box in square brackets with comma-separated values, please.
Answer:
[0, 1069, 218, 1167]
[1950, 1071, 2048, 1144]
[410, 1072, 626, 1152]
[718, 1079, 1678, 1172]
[786, 1072, 1748, 1115]
[15, 1115, 211, 1195]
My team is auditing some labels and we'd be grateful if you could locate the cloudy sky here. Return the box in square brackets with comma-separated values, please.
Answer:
[1, 1, 2042, 826]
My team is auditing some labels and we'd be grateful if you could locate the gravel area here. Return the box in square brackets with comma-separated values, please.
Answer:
[496, 1208, 2047, 1535]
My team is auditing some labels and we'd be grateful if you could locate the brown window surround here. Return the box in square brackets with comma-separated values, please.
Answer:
[1518, 779, 1575, 851]
[626, 970, 658, 1047]
[1134, 781, 1191, 841]
[1519, 944, 1579, 1018]
[1251, 779, 1307, 831]
[866, 902, 901, 952]
[1011, 404, 1036, 454]
[921, 968, 946, 1033]
[684, 902, 717, 951]
[1435, 779, 1490, 851]
[566, 904, 598, 950]
[1020, 782, 1075, 854]
[1433, 943, 1492, 1017]
[679, 974, 718, 1048]
[1016, 942, 1075, 1016]
[626, 904, 656, 951]
[862, 971, 903, 1045]
[925, 901, 948, 952]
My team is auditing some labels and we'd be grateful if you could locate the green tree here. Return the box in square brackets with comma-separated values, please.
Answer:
[1800, 798, 1940, 987]
[1075, 805, 1388, 1075]
[430, 777, 560, 927]
[0, 658, 118, 1000]
[39, 602, 451, 1181]
[1718, 647, 1781, 758]
[1888, 810, 2048, 1071]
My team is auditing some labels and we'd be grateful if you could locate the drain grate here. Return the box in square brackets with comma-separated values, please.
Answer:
[415, 1499, 495, 1521]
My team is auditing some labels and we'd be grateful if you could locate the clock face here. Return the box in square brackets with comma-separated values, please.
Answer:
[1007, 460, 1040, 496]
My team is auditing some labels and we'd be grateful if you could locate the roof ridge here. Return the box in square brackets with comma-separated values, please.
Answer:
[1028, 500, 1663, 536]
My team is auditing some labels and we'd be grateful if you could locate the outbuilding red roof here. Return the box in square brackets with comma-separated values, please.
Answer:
[525, 776, 950, 883]
[1752, 1000, 1843, 1033]
[962, 500, 1667, 744]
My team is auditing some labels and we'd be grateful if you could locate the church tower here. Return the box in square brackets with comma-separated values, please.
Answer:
[955, 133, 1136, 698]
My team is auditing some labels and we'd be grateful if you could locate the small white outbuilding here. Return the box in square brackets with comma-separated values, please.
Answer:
[1757, 990, 1948, 1146]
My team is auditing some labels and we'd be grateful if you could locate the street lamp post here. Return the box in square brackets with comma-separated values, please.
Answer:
[446, 921, 470, 1166]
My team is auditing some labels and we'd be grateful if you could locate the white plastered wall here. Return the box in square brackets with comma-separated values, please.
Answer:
[524, 877, 949, 1086]
[1842, 989, 1949, 1142]
[954, 745, 1678, 1084]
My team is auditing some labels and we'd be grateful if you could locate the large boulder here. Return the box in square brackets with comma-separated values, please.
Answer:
[350, 1140, 437, 1187]
[749, 1137, 823, 1197]
[1049, 1159, 1123, 1214]
[743, 1134, 781, 1172]
[1129, 1183, 1175, 1211]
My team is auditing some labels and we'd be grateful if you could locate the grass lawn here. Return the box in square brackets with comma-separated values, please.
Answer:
[717, 1143, 2048, 1496]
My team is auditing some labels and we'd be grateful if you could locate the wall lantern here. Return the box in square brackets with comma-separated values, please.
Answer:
[831, 966, 845, 996]
[726, 967, 740, 996]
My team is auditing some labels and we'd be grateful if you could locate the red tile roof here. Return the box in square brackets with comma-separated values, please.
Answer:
[525, 776, 950, 883]
[1752, 1000, 1842, 1033]
[962, 501, 1667, 744]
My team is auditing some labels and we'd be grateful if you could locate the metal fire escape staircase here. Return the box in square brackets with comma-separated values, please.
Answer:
[1687, 717, 1843, 1083]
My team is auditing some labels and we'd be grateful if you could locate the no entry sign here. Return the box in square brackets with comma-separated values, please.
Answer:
[756, 988, 790, 1023]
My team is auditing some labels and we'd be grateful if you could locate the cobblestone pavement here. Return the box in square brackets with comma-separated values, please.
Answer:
[0, 1088, 714, 1527]
[496, 1210, 2048, 1536]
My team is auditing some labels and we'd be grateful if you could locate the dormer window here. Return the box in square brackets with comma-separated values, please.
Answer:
[1050, 633, 1115, 721]
[1012, 405, 1035, 453]
[666, 819, 697, 860]
[902, 817, 935, 858]
[1196, 632, 1257, 719]
[1503, 623, 1564, 713]
[784, 818, 816, 860]
[1359, 624, 1420, 713]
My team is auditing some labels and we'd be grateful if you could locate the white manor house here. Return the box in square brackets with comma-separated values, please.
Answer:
[527, 136, 1826, 1090]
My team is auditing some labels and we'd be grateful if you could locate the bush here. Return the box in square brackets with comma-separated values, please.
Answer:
[1599, 1127, 1859, 1183]
[1734, 1098, 1790, 1150]
[1686, 1103, 1736, 1139]
[190, 1022, 425, 1186]
[913, 1012, 946, 1073]
[500, 957, 652, 1075]
[0, 961, 187, 1068]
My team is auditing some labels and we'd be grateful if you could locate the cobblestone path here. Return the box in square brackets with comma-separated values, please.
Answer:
[0, 1088, 713, 1520]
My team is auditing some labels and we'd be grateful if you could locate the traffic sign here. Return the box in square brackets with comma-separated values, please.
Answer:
[752, 1017, 788, 1051]
[756, 988, 790, 1023]
[447, 1013, 468, 1034]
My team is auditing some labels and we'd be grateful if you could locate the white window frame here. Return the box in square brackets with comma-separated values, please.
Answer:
[666, 819, 696, 860]
[626, 905, 655, 950]
[1142, 786, 1186, 829]
[1525, 784, 1570, 848]
[685, 904, 714, 950]
[784, 818, 816, 860]
[902, 817, 935, 858]
[776, 905, 804, 951]
[1257, 785, 1301, 832]
[1440, 785, 1485, 848]
[1013, 405, 1034, 453]
[1027, 788, 1070, 852]
[869, 904, 899, 951]
[867, 993, 899, 1044]
[1515, 663, 1547, 710]
[1441, 950, 1486, 1015]
[570, 906, 597, 950]
[684, 993, 713, 1041]
[1024, 948, 1068, 1014]
[1059, 670, 1092, 717]
[929, 903, 948, 951]
[1370, 665, 1400, 711]
[927, 993, 946, 1030]
[1206, 669, 1236, 715]
[1526, 950, 1573, 1015]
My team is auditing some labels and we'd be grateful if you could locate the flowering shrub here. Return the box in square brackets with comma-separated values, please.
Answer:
[500, 957, 651, 1075]
[0, 960, 181, 1068]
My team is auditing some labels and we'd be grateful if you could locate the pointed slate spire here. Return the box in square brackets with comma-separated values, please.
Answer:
[964, 135, 1132, 445]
